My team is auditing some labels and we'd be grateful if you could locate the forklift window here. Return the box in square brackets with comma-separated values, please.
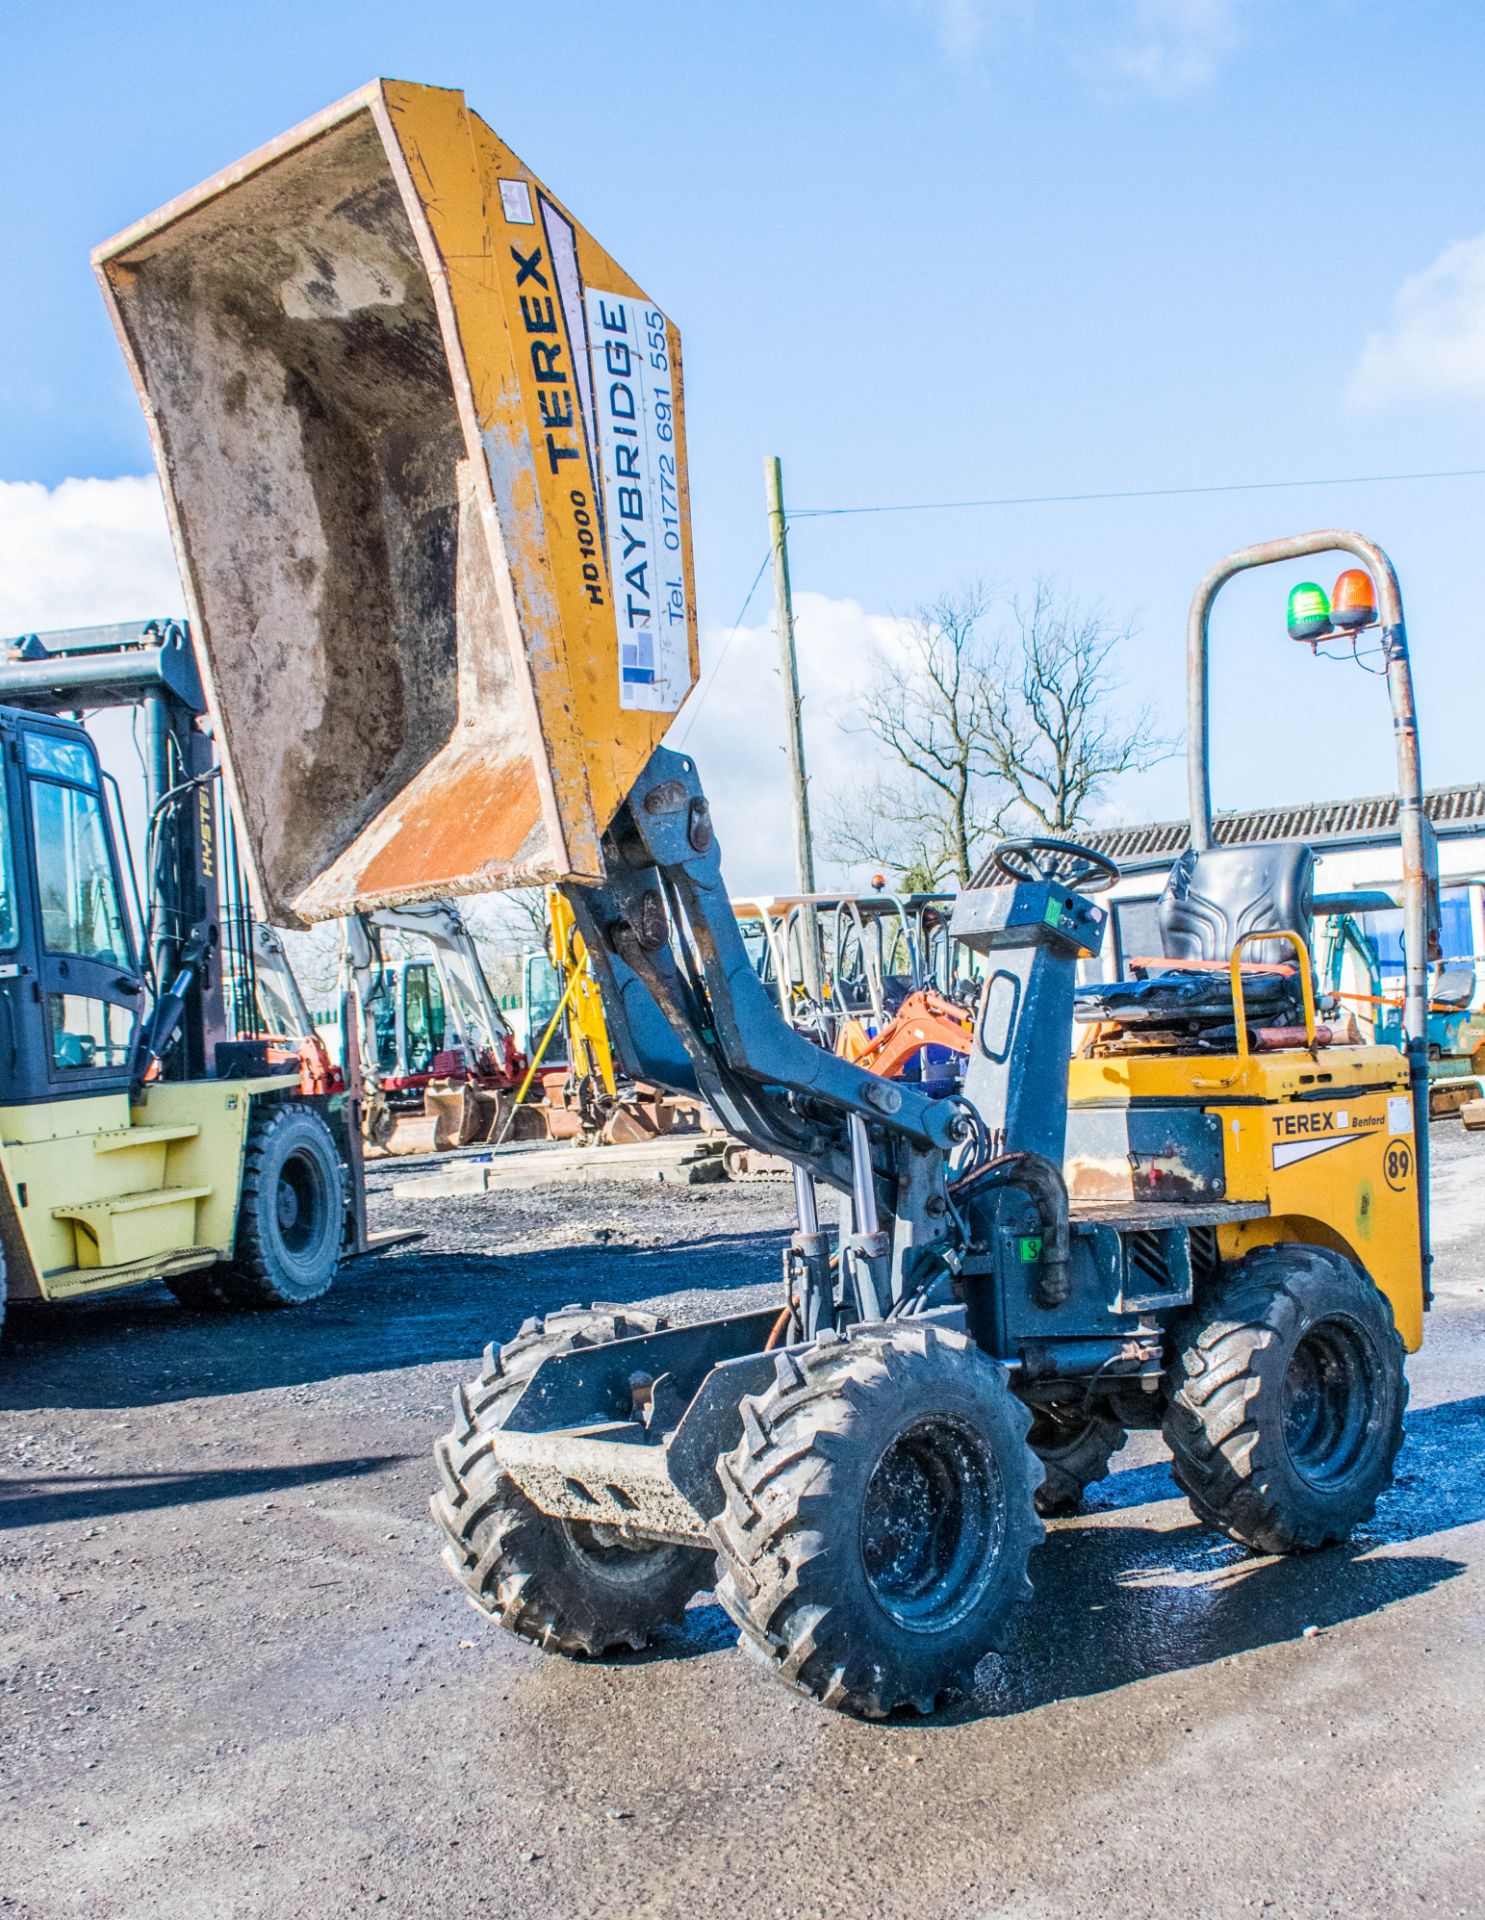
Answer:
[29, 779, 131, 967]
[1358, 889, 1473, 972]
[47, 993, 134, 1072]
[0, 775, 17, 951]
[24, 732, 99, 787]
[368, 976, 398, 1077]
[523, 951, 562, 1038]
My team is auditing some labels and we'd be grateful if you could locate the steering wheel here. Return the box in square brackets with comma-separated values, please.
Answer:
[990, 835, 1121, 896]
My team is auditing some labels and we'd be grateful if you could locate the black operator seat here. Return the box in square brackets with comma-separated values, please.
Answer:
[1074, 841, 1316, 1034]
[1159, 841, 1315, 964]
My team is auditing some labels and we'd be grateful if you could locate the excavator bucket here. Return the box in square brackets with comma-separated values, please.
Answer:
[94, 80, 697, 926]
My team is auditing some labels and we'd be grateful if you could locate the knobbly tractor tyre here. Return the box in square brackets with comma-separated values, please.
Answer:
[1028, 1405, 1127, 1516]
[212, 1101, 346, 1308]
[1164, 1244, 1407, 1555]
[433, 1307, 715, 1655]
[711, 1323, 1044, 1718]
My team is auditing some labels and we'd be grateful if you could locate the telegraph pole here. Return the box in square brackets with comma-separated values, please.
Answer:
[765, 455, 816, 893]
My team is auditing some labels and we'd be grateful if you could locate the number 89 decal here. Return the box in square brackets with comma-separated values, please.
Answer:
[1383, 1140, 1413, 1192]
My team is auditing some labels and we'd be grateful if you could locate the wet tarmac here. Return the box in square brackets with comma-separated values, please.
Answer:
[2, 1131, 1483, 1919]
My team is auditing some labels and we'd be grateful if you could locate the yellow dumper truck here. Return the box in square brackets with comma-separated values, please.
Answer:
[93, 80, 1435, 1716]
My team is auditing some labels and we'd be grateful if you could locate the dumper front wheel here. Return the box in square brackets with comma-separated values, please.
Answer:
[1164, 1245, 1407, 1554]
[433, 1308, 714, 1655]
[712, 1324, 1044, 1718]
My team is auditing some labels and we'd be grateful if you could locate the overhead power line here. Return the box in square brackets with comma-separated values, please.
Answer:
[680, 460, 1485, 737]
[674, 546, 771, 746]
[790, 465, 1485, 520]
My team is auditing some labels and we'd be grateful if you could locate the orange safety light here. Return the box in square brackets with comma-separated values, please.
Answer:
[1330, 568, 1378, 632]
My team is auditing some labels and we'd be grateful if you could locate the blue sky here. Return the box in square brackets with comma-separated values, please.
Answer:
[3, 0, 1484, 890]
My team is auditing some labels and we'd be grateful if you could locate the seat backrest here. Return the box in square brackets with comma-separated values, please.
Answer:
[1431, 965, 1475, 1011]
[1159, 842, 1315, 964]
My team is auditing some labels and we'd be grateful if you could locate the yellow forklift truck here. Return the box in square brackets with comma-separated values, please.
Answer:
[93, 80, 1434, 1716]
[0, 620, 364, 1341]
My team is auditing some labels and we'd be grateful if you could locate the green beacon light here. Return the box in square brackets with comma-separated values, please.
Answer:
[1287, 581, 1332, 643]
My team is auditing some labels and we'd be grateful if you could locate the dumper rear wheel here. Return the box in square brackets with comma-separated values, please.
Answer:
[1028, 1406, 1126, 1516]
[1164, 1245, 1407, 1554]
[433, 1307, 714, 1655]
[712, 1324, 1044, 1717]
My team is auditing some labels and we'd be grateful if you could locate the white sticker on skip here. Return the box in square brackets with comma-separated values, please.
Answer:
[499, 179, 534, 224]
[1387, 1095, 1413, 1136]
[586, 288, 688, 713]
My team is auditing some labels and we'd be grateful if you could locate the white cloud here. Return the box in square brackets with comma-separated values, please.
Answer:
[1350, 235, 1485, 408]
[0, 475, 184, 638]
[897, 0, 1245, 93]
[0, 477, 185, 860]
[1106, 0, 1244, 96]
[0, 476, 893, 897]
[668, 592, 912, 895]
[912, 0, 996, 57]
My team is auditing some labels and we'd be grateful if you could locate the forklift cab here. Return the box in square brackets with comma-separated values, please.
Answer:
[0, 707, 144, 1102]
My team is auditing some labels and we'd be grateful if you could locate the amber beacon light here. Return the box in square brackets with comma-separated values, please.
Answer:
[1330, 568, 1379, 631]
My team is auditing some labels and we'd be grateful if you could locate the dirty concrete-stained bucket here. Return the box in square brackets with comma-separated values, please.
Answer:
[94, 80, 697, 925]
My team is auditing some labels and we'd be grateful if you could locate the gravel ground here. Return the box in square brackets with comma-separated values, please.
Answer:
[3, 1133, 1484, 1920]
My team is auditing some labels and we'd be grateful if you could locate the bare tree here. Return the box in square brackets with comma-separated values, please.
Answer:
[818, 770, 963, 892]
[461, 890, 549, 1003]
[983, 581, 1172, 836]
[276, 922, 343, 1002]
[478, 887, 550, 953]
[824, 581, 1172, 887]
[829, 584, 1003, 887]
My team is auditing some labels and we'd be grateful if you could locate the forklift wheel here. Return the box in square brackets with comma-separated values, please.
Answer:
[712, 1324, 1044, 1718]
[217, 1102, 346, 1308]
[433, 1307, 715, 1654]
[1028, 1407, 1127, 1516]
[1164, 1244, 1407, 1554]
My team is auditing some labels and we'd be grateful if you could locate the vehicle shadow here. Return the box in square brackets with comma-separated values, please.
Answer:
[944, 1390, 1485, 1723]
[0, 1453, 407, 1530]
[0, 1220, 788, 1414]
[524, 1394, 1485, 1690]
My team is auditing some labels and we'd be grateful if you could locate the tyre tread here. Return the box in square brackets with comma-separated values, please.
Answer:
[431, 1308, 712, 1656]
[217, 1102, 346, 1309]
[1164, 1245, 1408, 1554]
[711, 1323, 1044, 1718]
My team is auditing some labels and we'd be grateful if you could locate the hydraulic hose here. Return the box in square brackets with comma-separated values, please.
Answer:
[952, 1149, 1072, 1309]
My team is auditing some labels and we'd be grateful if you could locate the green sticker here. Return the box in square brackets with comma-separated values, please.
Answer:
[1044, 898, 1063, 927]
[1018, 1235, 1043, 1264]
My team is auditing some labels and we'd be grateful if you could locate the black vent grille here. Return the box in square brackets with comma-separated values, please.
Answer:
[1189, 1226, 1220, 1289]
[1125, 1230, 1169, 1291]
